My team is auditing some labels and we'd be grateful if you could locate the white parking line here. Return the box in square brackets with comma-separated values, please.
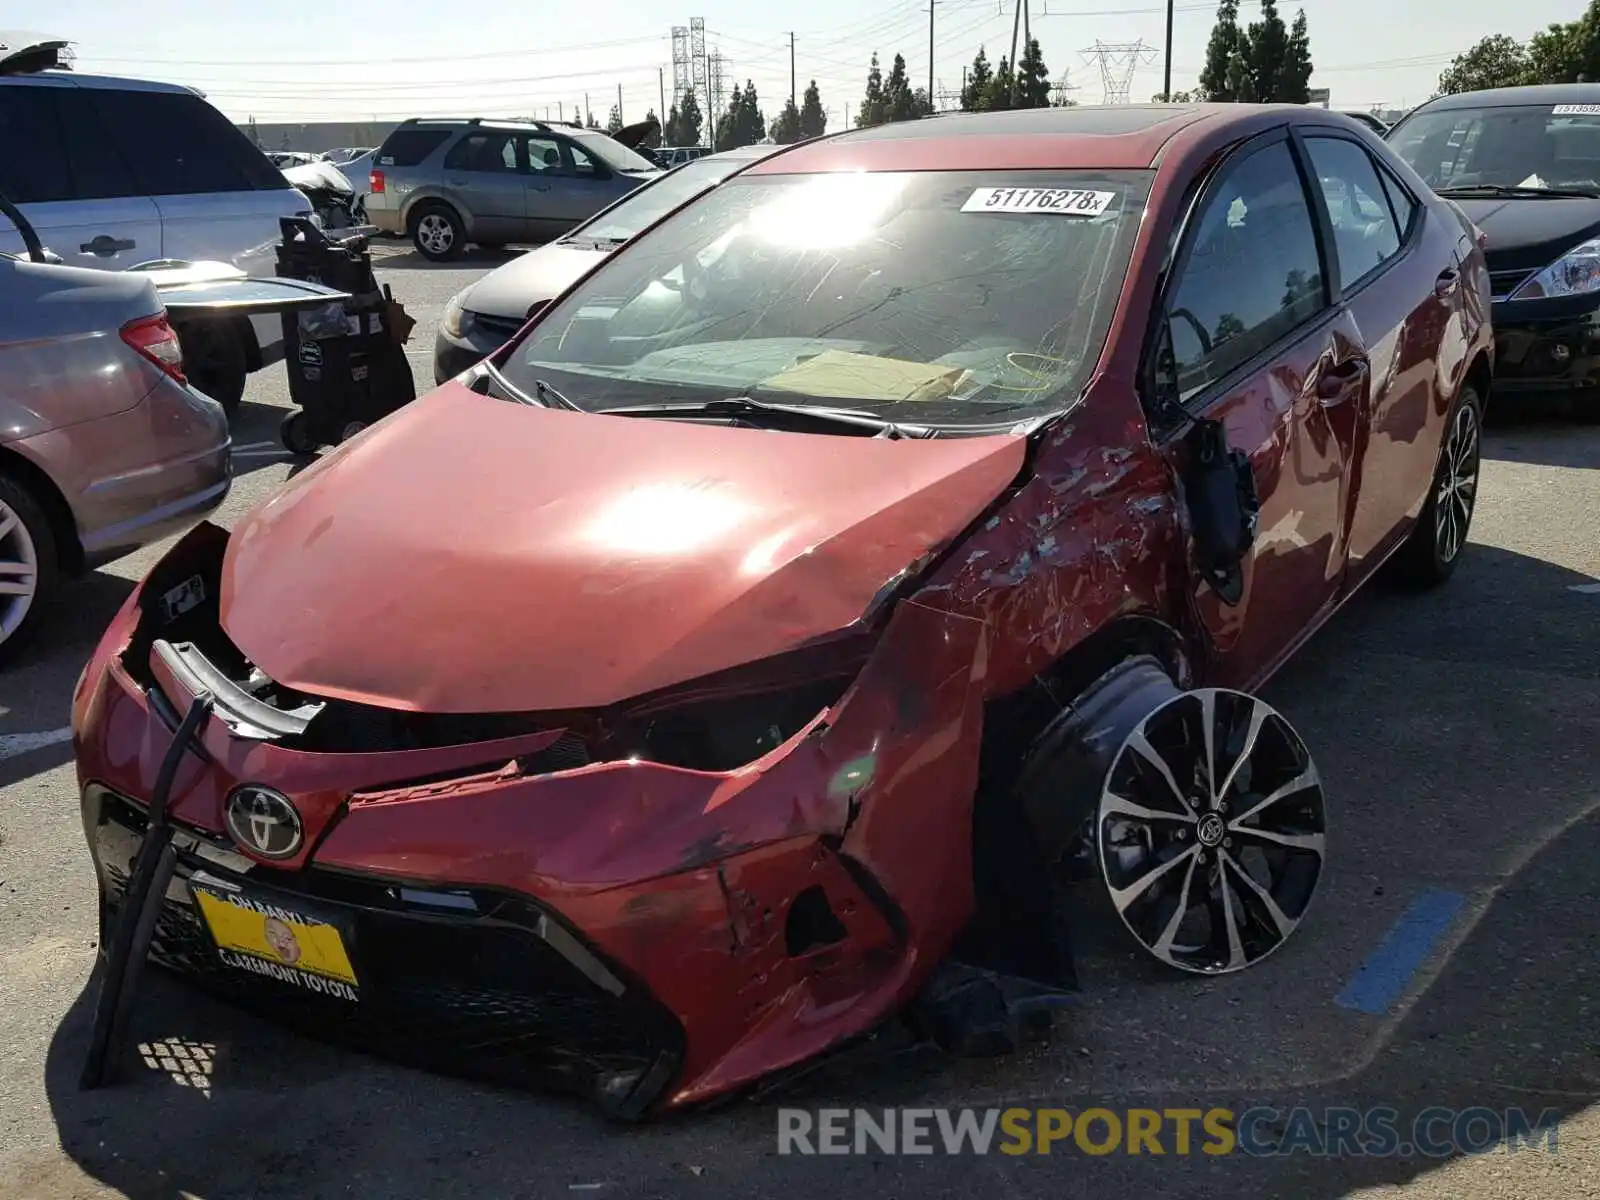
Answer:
[1569, 582, 1600, 595]
[230, 440, 280, 453]
[0, 727, 73, 764]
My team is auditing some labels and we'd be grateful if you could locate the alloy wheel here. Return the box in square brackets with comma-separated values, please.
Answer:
[1434, 402, 1481, 565]
[417, 214, 454, 256]
[1095, 688, 1326, 974]
[0, 495, 40, 644]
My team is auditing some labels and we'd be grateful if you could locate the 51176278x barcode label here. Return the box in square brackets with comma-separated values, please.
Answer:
[960, 186, 1117, 216]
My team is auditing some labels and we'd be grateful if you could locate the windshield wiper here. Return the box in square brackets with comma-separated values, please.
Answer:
[1437, 183, 1600, 199]
[475, 361, 585, 412]
[598, 395, 935, 438]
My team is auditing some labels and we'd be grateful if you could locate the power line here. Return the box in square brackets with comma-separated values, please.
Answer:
[76, 33, 669, 69]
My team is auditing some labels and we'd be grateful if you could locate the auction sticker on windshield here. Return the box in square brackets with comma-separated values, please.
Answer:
[962, 187, 1116, 216]
[1552, 104, 1600, 115]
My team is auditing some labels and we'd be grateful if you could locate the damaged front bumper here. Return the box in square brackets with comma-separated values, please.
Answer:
[73, 523, 993, 1114]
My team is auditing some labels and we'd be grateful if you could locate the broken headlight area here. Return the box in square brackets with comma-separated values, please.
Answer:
[119, 524, 870, 774]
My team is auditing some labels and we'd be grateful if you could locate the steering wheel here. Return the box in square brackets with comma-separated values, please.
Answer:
[1169, 306, 1213, 356]
[0, 194, 47, 263]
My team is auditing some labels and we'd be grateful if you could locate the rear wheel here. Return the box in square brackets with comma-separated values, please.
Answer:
[411, 202, 464, 261]
[1393, 383, 1483, 586]
[0, 470, 60, 666]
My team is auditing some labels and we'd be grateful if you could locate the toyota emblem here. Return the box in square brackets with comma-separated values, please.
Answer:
[224, 785, 303, 860]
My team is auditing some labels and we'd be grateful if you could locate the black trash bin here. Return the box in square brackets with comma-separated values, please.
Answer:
[275, 216, 417, 454]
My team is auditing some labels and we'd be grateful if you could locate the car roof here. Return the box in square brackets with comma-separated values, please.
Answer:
[708, 144, 781, 161]
[0, 67, 194, 94]
[746, 104, 1307, 174]
[1411, 83, 1600, 111]
[401, 116, 594, 134]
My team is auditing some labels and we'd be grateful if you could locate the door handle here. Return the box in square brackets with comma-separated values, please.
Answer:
[1315, 355, 1369, 403]
[1434, 267, 1460, 297]
[80, 235, 136, 257]
[446, 176, 469, 186]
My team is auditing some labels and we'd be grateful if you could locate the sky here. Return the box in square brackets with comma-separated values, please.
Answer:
[39, 0, 1591, 131]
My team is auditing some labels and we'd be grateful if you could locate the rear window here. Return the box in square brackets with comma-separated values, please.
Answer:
[506, 169, 1153, 427]
[87, 89, 285, 195]
[377, 128, 452, 167]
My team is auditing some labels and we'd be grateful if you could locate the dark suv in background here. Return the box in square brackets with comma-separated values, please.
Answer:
[364, 117, 662, 260]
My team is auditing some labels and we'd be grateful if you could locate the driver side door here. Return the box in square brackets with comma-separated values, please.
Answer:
[1154, 129, 1370, 689]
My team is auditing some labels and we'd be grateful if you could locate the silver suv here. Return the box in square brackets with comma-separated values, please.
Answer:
[365, 118, 662, 261]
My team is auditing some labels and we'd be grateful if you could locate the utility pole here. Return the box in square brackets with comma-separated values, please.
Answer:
[1162, 0, 1174, 100]
[585, 92, 591, 125]
[789, 32, 796, 105]
[618, 82, 624, 124]
[558, 100, 563, 121]
[928, 2, 935, 99]
[1008, 0, 1023, 104]
[659, 67, 666, 120]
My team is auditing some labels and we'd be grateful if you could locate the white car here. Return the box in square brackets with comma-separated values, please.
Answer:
[0, 47, 315, 414]
[268, 150, 331, 168]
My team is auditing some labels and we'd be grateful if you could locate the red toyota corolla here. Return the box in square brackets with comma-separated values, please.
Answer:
[73, 104, 1492, 1117]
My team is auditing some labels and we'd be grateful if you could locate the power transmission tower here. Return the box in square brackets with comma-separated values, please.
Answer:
[1050, 67, 1080, 107]
[671, 25, 692, 115]
[708, 50, 729, 146]
[1080, 39, 1156, 104]
[691, 17, 710, 136]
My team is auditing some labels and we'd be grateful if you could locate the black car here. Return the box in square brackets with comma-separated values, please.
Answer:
[1388, 84, 1600, 417]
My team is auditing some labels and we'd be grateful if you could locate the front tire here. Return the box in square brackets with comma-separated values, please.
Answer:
[0, 469, 60, 667]
[410, 202, 464, 261]
[1393, 383, 1483, 586]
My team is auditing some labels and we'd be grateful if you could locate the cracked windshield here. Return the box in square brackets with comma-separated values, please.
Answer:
[504, 169, 1152, 425]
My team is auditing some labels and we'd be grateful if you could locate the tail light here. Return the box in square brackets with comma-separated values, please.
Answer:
[369, 169, 386, 194]
[120, 313, 186, 383]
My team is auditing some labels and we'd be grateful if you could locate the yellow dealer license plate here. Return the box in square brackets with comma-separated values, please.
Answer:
[192, 880, 360, 1002]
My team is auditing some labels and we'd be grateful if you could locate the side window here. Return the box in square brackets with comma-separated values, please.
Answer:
[1376, 164, 1417, 234]
[569, 143, 600, 176]
[376, 128, 451, 167]
[87, 89, 284, 195]
[1164, 140, 1326, 401]
[443, 132, 517, 173]
[526, 137, 563, 173]
[1304, 136, 1403, 287]
[54, 89, 141, 201]
[0, 86, 73, 202]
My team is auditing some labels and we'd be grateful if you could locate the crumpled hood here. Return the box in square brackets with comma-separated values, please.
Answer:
[220, 384, 1025, 713]
[462, 241, 609, 320]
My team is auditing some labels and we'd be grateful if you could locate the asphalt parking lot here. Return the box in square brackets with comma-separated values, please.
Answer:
[2, 241, 1597, 1199]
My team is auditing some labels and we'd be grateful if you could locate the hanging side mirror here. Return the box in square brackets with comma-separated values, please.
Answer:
[1179, 417, 1260, 607]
